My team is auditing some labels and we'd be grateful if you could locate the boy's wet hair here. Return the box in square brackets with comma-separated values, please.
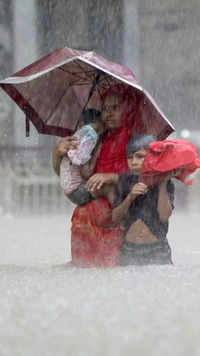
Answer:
[80, 109, 102, 125]
[126, 134, 156, 154]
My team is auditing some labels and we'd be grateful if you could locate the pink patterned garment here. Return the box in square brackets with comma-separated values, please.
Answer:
[68, 125, 98, 165]
[60, 157, 83, 195]
[60, 124, 99, 195]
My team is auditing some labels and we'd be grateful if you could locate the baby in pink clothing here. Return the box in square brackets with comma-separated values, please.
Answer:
[60, 109, 104, 205]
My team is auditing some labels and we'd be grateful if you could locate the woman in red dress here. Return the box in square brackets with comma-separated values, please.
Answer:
[53, 84, 143, 267]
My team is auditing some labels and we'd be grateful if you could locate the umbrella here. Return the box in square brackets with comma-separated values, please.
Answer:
[0, 46, 175, 138]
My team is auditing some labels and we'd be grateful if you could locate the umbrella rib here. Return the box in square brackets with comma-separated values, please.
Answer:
[58, 67, 86, 84]
[44, 86, 70, 125]
[102, 75, 116, 90]
[69, 82, 92, 86]
[58, 71, 93, 86]
[46, 62, 98, 127]
[105, 76, 117, 86]
[73, 60, 96, 78]
[59, 67, 95, 77]
[96, 86, 103, 102]
[99, 77, 113, 91]
[72, 60, 97, 84]
[58, 66, 95, 85]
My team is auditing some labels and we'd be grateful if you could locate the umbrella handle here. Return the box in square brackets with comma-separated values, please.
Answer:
[26, 116, 30, 137]
[75, 69, 106, 131]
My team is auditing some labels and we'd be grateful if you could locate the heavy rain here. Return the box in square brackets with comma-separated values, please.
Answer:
[0, 1, 200, 355]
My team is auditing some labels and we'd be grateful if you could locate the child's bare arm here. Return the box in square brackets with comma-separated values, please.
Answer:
[112, 194, 133, 223]
[112, 183, 148, 223]
[80, 140, 102, 179]
[157, 180, 173, 222]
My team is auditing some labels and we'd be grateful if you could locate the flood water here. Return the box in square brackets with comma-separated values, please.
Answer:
[0, 210, 200, 356]
[0, 1, 200, 355]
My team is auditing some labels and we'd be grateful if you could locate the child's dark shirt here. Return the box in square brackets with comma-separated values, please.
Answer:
[114, 173, 175, 243]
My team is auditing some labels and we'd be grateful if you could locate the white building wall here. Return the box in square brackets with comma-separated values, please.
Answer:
[123, 0, 140, 79]
[13, 0, 39, 145]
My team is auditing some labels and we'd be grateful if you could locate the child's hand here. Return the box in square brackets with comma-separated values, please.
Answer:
[130, 182, 148, 199]
[56, 136, 79, 156]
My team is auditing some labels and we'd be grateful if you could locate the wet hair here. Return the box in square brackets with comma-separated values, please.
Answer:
[126, 134, 156, 154]
[102, 84, 137, 114]
[80, 109, 102, 125]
